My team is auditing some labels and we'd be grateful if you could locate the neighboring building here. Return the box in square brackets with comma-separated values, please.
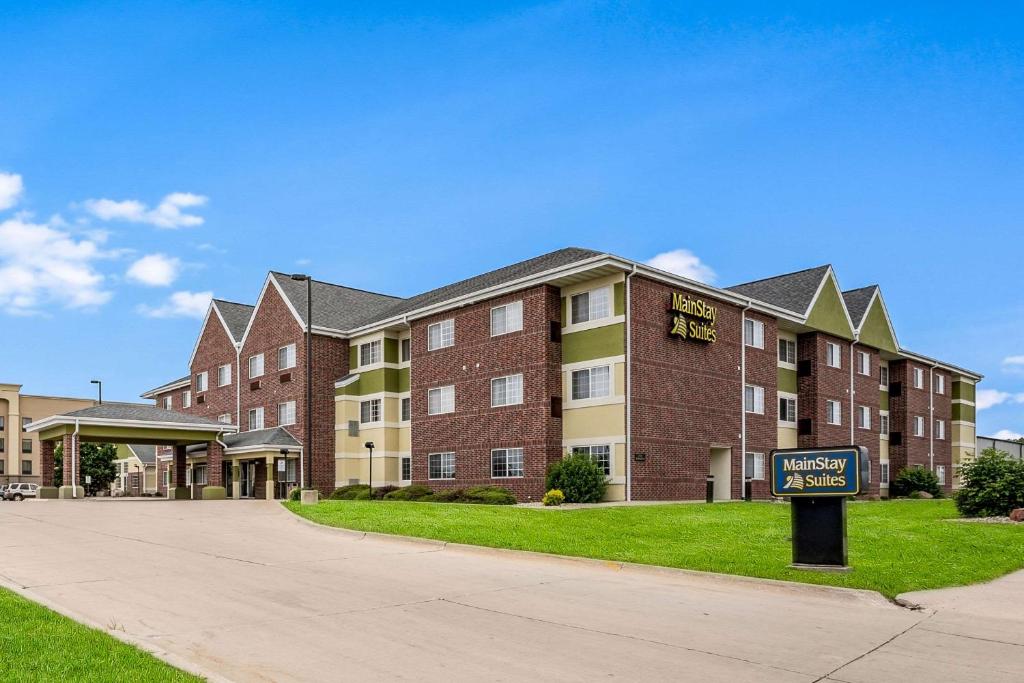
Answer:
[112, 444, 158, 495]
[976, 435, 1024, 461]
[142, 248, 981, 502]
[0, 383, 95, 486]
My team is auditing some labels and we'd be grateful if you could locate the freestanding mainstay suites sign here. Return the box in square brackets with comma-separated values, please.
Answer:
[669, 292, 717, 343]
[771, 447, 864, 497]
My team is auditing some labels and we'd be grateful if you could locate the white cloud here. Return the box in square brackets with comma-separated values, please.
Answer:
[646, 249, 717, 283]
[977, 388, 1024, 411]
[83, 192, 208, 228]
[1002, 355, 1024, 374]
[0, 173, 24, 211]
[992, 429, 1023, 441]
[0, 214, 112, 313]
[138, 290, 212, 318]
[126, 254, 180, 286]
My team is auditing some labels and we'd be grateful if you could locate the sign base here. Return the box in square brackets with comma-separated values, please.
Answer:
[789, 563, 852, 573]
[791, 496, 848, 568]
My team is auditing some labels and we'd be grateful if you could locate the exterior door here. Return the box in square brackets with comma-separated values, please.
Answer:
[223, 461, 233, 498]
[239, 461, 255, 498]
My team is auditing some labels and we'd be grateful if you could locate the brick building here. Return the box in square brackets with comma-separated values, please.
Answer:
[142, 248, 980, 501]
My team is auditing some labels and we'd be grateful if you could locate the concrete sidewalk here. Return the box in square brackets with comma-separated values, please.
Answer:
[0, 500, 1020, 682]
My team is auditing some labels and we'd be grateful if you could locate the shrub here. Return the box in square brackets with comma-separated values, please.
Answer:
[546, 453, 607, 503]
[329, 484, 370, 500]
[542, 489, 565, 506]
[462, 485, 517, 505]
[889, 467, 942, 498]
[956, 448, 1024, 518]
[384, 484, 433, 501]
[370, 485, 400, 500]
[426, 488, 465, 503]
[288, 487, 301, 502]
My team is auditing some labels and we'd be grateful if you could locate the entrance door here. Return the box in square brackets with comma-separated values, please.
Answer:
[710, 447, 732, 501]
[223, 461, 233, 499]
[239, 461, 256, 498]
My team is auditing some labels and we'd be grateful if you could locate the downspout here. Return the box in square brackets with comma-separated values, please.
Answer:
[625, 265, 636, 502]
[740, 302, 752, 491]
[850, 337, 858, 445]
[235, 345, 241, 428]
[216, 430, 229, 497]
[72, 418, 80, 498]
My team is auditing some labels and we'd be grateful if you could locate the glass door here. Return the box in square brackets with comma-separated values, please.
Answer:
[223, 461, 233, 498]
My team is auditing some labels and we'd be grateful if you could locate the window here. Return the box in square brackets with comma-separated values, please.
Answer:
[491, 448, 524, 478]
[935, 419, 945, 440]
[779, 396, 797, 424]
[162, 396, 172, 410]
[745, 452, 765, 480]
[427, 386, 455, 415]
[218, 413, 232, 424]
[360, 399, 382, 424]
[278, 343, 297, 370]
[826, 400, 842, 425]
[427, 320, 454, 350]
[401, 456, 411, 482]
[196, 371, 208, 392]
[491, 301, 523, 336]
[182, 390, 192, 409]
[0, 438, 4, 453]
[858, 351, 871, 376]
[913, 367, 924, 389]
[571, 366, 611, 400]
[193, 465, 208, 486]
[428, 452, 455, 479]
[491, 374, 523, 407]
[22, 459, 32, 475]
[401, 338, 411, 362]
[879, 365, 889, 388]
[744, 385, 765, 414]
[571, 445, 611, 476]
[0, 416, 4, 430]
[934, 374, 945, 395]
[217, 363, 231, 387]
[0, 459, 4, 473]
[880, 413, 889, 436]
[570, 287, 611, 325]
[278, 401, 296, 426]
[826, 342, 842, 368]
[21, 439, 32, 454]
[22, 416, 31, 428]
[401, 397, 411, 422]
[359, 340, 382, 366]
[778, 338, 797, 365]
[248, 407, 265, 431]
[880, 462, 890, 485]
[248, 353, 264, 378]
[913, 416, 925, 437]
[937, 465, 946, 485]
[857, 405, 871, 429]
[744, 319, 765, 349]
[284, 459, 297, 483]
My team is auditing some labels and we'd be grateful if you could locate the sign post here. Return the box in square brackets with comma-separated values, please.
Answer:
[770, 446, 867, 570]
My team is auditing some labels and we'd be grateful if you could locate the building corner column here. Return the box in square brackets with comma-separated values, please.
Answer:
[170, 444, 190, 500]
[201, 439, 226, 500]
[265, 455, 277, 500]
[58, 432, 84, 499]
[39, 439, 58, 498]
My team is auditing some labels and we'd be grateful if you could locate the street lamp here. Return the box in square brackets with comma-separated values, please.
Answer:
[365, 441, 375, 494]
[90, 379, 102, 405]
[290, 274, 314, 492]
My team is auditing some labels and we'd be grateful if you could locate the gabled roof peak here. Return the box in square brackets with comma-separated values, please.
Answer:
[726, 264, 833, 315]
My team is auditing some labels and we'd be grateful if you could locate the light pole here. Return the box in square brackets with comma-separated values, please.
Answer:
[365, 441, 375, 495]
[90, 379, 102, 405]
[290, 274, 314, 492]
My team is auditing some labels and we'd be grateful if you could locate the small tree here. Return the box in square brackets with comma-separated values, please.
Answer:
[889, 466, 942, 498]
[51, 442, 116, 494]
[956, 448, 1024, 517]
[546, 453, 607, 503]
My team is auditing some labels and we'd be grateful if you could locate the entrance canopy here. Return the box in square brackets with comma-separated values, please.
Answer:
[27, 403, 238, 445]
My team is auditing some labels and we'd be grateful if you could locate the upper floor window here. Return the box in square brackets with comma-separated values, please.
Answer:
[162, 396, 172, 410]
[248, 407, 265, 431]
[933, 374, 945, 395]
[880, 413, 890, 435]
[826, 400, 842, 425]
[778, 338, 796, 365]
[913, 415, 925, 437]
[779, 396, 797, 424]
[826, 342, 842, 369]
[858, 351, 871, 376]
[249, 353, 264, 378]
[21, 459, 31, 475]
[360, 399, 382, 424]
[278, 401, 297, 426]
[857, 405, 871, 429]
[570, 287, 610, 325]
[401, 338, 411, 363]
[571, 366, 611, 401]
[21, 439, 32, 454]
[912, 367, 924, 389]
[21, 416, 31, 428]
[182, 390, 192, 409]
[0, 416, 5, 430]
[195, 371, 208, 393]
[217, 363, 232, 387]
[879, 365, 889, 388]
[279, 343, 297, 370]
[744, 385, 765, 414]
[401, 397, 411, 422]
[359, 340, 382, 367]
[491, 300, 523, 336]
[427, 386, 455, 415]
[744, 319, 765, 349]
[427, 319, 454, 351]
[934, 419, 945, 440]
[491, 374, 524, 407]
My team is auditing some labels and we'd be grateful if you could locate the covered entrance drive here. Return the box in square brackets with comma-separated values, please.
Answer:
[25, 403, 238, 500]
[174, 427, 302, 500]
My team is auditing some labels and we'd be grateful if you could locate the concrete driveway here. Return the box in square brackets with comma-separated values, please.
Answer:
[0, 500, 1021, 682]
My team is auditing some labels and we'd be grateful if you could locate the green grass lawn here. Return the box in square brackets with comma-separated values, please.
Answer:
[285, 498, 1024, 598]
[0, 588, 199, 682]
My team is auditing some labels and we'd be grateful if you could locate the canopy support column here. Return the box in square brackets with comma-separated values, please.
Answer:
[170, 445, 191, 500]
[58, 432, 84, 499]
[39, 440, 58, 498]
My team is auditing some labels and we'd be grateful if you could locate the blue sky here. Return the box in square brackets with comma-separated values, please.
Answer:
[1, 2, 1021, 437]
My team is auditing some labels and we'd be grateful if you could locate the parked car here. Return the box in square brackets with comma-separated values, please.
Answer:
[0, 485, 8, 500]
[4, 483, 39, 501]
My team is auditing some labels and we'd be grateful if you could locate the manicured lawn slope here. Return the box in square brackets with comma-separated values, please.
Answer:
[0, 588, 199, 682]
[285, 499, 1024, 598]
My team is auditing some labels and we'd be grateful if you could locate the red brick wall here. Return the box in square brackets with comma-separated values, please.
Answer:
[189, 314, 238, 424]
[890, 360, 953, 493]
[409, 285, 562, 502]
[797, 333, 851, 450]
[851, 346, 881, 496]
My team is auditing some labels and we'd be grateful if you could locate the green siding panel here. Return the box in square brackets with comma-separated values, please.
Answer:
[880, 391, 889, 411]
[398, 367, 410, 393]
[383, 338, 399, 364]
[858, 297, 898, 354]
[805, 277, 854, 340]
[560, 297, 567, 326]
[562, 324, 625, 364]
[348, 346, 358, 369]
[613, 282, 625, 316]
[952, 381, 976, 402]
[777, 368, 798, 394]
[952, 403, 976, 423]
[335, 368, 401, 396]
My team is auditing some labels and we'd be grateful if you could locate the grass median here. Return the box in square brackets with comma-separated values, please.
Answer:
[285, 498, 1024, 598]
[0, 587, 199, 682]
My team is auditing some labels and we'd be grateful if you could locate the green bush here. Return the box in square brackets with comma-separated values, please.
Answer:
[383, 484, 434, 501]
[329, 484, 370, 500]
[542, 489, 565, 506]
[288, 486, 301, 502]
[462, 485, 517, 505]
[889, 467, 942, 498]
[546, 453, 607, 503]
[425, 488, 465, 503]
[956, 448, 1024, 518]
[370, 485, 400, 500]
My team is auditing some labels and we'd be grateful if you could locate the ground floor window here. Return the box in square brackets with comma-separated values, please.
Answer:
[880, 462, 890, 485]
[21, 460, 31, 475]
[0, 460, 4, 475]
[491, 448, 524, 478]
[428, 452, 455, 479]
[571, 445, 611, 476]
[744, 452, 765, 480]
[401, 456, 411, 482]
[936, 465, 946, 485]
[284, 459, 298, 483]
[193, 465, 208, 486]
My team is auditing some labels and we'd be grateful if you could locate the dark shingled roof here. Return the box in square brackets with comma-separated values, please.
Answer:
[271, 273, 402, 332]
[61, 403, 228, 427]
[224, 426, 302, 449]
[842, 286, 878, 328]
[126, 444, 157, 465]
[213, 299, 255, 343]
[141, 375, 190, 397]
[727, 265, 832, 315]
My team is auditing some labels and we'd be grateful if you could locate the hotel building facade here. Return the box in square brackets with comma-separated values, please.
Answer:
[143, 248, 980, 501]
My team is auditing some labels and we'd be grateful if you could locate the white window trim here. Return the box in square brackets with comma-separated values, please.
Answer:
[777, 336, 797, 369]
[248, 353, 265, 379]
[879, 410, 890, 439]
[278, 401, 297, 426]
[359, 339, 383, 368]
[744, 318, 765, 350]
[427, 319, 455, 351]
[745, 452, 766, 480]
[399, 336, 412, 366]
[490, 374, 524, 408]
[569, 286, 613, 328]
[427, 385, 455, 415]
[826, 399, 842, 426]
[744, 384, 765, 415]
[569, 444, 613, 477]
[778, 392, 798, 426]
[913, 415, 925, 437]
[428, 451, 456, 480]
[570, 365, 613, 403]
[360, 398, 383, 425]
[857, 405, 872, 430]
[913, 367, 925, 389]
[858, 351, 871, 376]
[826, 342, 842, 369]
[400, 395, 412, 423]
[182, 390, 192, 409]
[279, 343, 297, 371]
[196, 371, 208, 393]
[490, 447, 525, 479]
[248, 407, 264, 431]
[490, 300, 524, 337]
[162, 396, 173, 410]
